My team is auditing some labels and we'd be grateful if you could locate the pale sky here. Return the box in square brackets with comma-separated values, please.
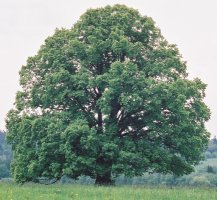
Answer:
[0, 0, 217, 137]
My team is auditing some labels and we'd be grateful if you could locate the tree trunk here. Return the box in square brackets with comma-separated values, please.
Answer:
[95, 171, 113, 185]
[95, 157, 114, 185]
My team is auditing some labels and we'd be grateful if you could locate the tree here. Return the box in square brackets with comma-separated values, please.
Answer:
[6, 5, 210, 185]
[207, 136, 217, 153]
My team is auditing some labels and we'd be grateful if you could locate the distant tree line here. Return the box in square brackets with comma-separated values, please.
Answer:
[205, 136, 217, 159]
[0, 130, 12, 179]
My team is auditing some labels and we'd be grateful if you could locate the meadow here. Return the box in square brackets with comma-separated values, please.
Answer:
[0, 183, 217, 200]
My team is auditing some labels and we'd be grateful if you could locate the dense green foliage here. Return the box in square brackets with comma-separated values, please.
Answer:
[0, 183, 217, 200]
[6, 5, 210, 185]
[0, 131, 11, 178]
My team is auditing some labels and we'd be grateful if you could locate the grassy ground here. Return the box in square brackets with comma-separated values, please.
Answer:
[0, 183, 217, 200]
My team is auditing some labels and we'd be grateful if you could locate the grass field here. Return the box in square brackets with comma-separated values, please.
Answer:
[0, 183, 217, 200]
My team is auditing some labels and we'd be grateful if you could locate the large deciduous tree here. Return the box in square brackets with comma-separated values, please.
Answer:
[6, 5, 210, 185]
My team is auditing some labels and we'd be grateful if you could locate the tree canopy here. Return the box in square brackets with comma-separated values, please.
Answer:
[6, 5, 210, 185]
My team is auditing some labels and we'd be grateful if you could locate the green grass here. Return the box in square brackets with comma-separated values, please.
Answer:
[0, 183, 217, 200]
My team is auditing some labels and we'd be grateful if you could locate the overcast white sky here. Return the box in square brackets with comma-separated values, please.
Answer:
[0, 0, 217, 137]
